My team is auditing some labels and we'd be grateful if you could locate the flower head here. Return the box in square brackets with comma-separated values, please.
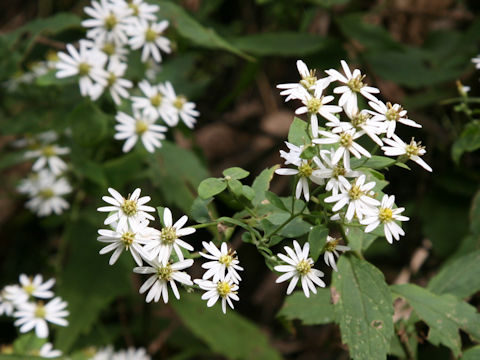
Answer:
[323, 236, 350, 271]
[381, 134, 432, 172]
[199, 242, 243, 284]
[128, 19, 171, 63]
[194, 278, 239, 314]
[367, 100, 421, 138]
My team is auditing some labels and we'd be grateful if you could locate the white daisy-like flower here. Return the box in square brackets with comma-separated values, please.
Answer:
[97, 187, 155, 229]
[55, 41, 108, 98]
[381, 134, 432, 172]
[12, 130, 58, 149]
[114, 109, 167, 153]
[128, 19, 171, 63]
[112, 347, 151, 360]
[472, 54, 480, 69]
[97, 219, 155, 266]
[0, 289, 15, 316]
[113, 0, 159, 22]
[13, 297, 69, 338]
[324, 174, 380, 221]
[131, 80, 176, 122]
[295, 88, 342, 137]
[25, 172, 72, 217]
[274, 240, 325, 298]
[194, 278, 239, 314]
[91, 346, 114, 360]
[277, 60, 332, 102]
[95, 40, 129, 61]
[133, 258, 194, 303]
[367, 100, 421, 138]
[361, 194, 409, 244]
[6, 274, 55, 304]
[279, 141, 304, 166]
[312, 148, 362, 195]
[38, 343, 62, 358]
[159, 82, 200, 128]
[142, 208, 195, 264]
[323, 236, 350, 272]
[17, 172, 41, 197]
[326, 60, 380, 112]
[199, 242, 244, 284]
[82, 0, 130, 46]
[24, 144, 70, 175]
[313, 128, 371, 169]
[103, 58, 132, 104]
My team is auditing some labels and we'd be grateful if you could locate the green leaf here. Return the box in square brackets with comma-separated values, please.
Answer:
[230, 32, 333, 57]
[67, 101, 108, 147]
[462, 345, 480, 360]
[0, 150, 26, 171]
[278, 288, 335, 325]
[241, 185, 255, 201]
[344, 225, 378, 252]
[198, 178, 227, 199]
[391, 284, 480, 357]
[190, 197, 213, 223]
[287, 117, 310, 146]
[427, 250, 480, 298]
[35, 69, 76, 87]
[157, 1, 251, 60]
[452, 121, 480, 163]
[227, 178, 243, 197]
[70, 149, 107, 188]
[223, 167, 249, 180]
[308, 225, 329, 261]
[13, 333, 46, 354]
[350, 156, 395, 170]
[265, 191, 288, 212]
[56, 218, 131, 352]
[171, 292, 282, 360]
[103, 151, 146, 188]
[332, 255, 394, 360]
[470, 190, 480, 236]
[157, 206, 166, 226]
[251, 166, 278, 207]
[300, 145, 317, 160]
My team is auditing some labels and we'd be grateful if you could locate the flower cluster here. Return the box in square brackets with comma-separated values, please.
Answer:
[16, 131, 72, 217]
[54, 0, 199, 153]
[0, 274, 67, 357]
[276, 60, 430, 245]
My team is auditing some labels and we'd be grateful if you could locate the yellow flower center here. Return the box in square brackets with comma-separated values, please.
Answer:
[150, 93, 163, 107]
[347, 74, 366, 92]
[46, 50, 59, 63]
[219, 253, 233, 267]
[121, 231, 135, 248]
[41, 145, 56, 157]
[385, 102, 403, 122]
[107, 73, 117, 87]
[23, 283, 35, 295]
[339, 133, 353, 148]
[128, 3, 139, 16]
[300, 70, 317, 90]
[405, 138, 423, 158]
[351, 112, 370, 128]
[39, 189, 55, 199]
[104, 14, 117, 31]
[135, 120, 149, 135]
[78, 62, 91, 77]
[332, 164, 346, 178]
[157, 264, 173, 281]
[298, 162, 313, 177]
[121, 198, 137, 217]
[217, 281, 232, 298]
[102, 42, 116, 56]
[173, 96, 187, 110]
[348, 184, 363, 200]
[306, 97, 322, 114]
[160, 226, 177, 245]
[325, 238, 340, 252]
[378, 207, 393, 223]
[145, 28, 157, 42]
[296, 259, 311, 275]
[34, 303, 46, 319]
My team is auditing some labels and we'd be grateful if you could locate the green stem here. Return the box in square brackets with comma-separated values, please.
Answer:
[191, 221, 219, 229]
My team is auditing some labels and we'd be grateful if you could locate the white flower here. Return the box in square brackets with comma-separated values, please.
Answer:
[24, 144, 70, 175]
[25, 172, 72, 217]
[367, 100, 421, 138]
[279, 142, 304, 166]
[312, 148, 362, 195]
[91, 346, 114, 360]
[82, 0, 130, 46]
[97, 187, 155, 229]
[13, 297, 69, 338]
[295, 88, 342, 137]
[323, 236, 350, 271]
[134, 259, 193, 303]
[381, 134, 432, 172]
[326, 60, 380, 112]
[115, 109, 167, 153]
[17, 173, 42, 197]
[0, 289, 15, 316]
[128, 19, 171, 63]
[112, 347, 151, 360]
[472, 54, 480, 69]
[194, 278, 239, 314]
[361, 194, 409, 244]
[104, 59, 132, 104]
[324, 174, 380, 221]
[159, 82, 199, 128]
[97, 220, 155, 266]
[313, 128, 371, 169]
[39, 343, 62, 358]
[277, 60, 332, 102]
[55, 41, 108, 98]
[199, 242, 243, 284]
[4, 274, 55, 304]
[131, 80, 176, 123]
[113, 0, 159, 22]
[142, 208, 195, 264]
[12, 130, 58, 149]
[274, 240, 325, 298]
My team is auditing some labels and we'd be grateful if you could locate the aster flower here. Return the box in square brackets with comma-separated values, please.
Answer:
[381, 134, 432, 172]
[13, 297, 69, 338]
[97, 219, 155, 266]
[277, 60, 332, 102]
[133, 258, 193, 303]
[361, 194, 409, 244]
[159, 81, 200, 128]
[113, 347, 151, 360]
[199, 242, 243, 284]
[279, 141, 304, 166]
[142, 207, 195, 264]
[324, 174, 380, 222]
[323, 236, 350, 271]
[472, 54, 480, 69]
[114, 109, 167, 153]
[131, 80, 176, 123]
[11, 274, 55, 302]
[24, 144, 69, 175]
[274, 240, 325, 298]
[38, 343, 62, 358]
[0, 289, 15, 316]
[103, 58, 132, 104]
[128, 19, 171, 63]
[97, 187, 155, 229]
[194, 278, 239, 314]
[113, 0, 159, 22]
[326, 60, 380, 112]
[367, 100, 421, 138]
[313, 128, 371, 169]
